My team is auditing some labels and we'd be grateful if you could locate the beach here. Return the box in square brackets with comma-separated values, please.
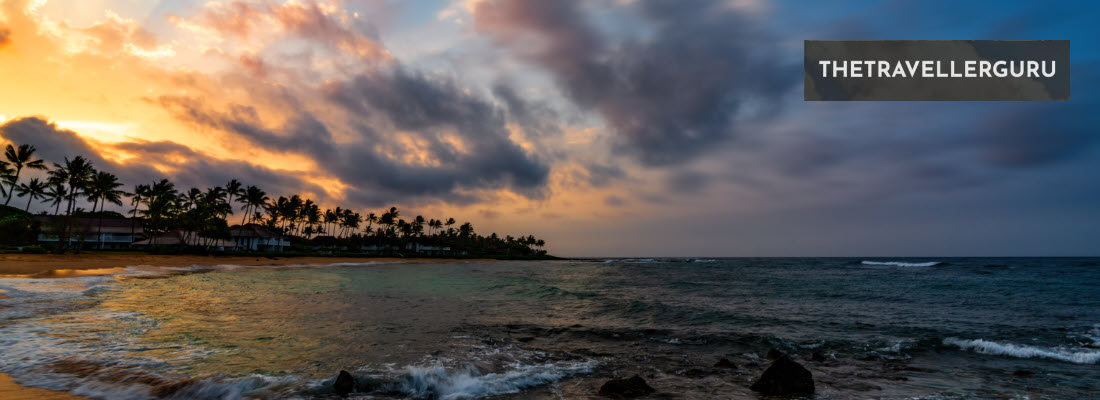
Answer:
[0, 254, 488, 276]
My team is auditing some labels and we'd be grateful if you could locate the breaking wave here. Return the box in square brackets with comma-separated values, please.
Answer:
[944, 338, 1100, 364]
[391, 361, 597, 400]
[861, 261, 941, 267]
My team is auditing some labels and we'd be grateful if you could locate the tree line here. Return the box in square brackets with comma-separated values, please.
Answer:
[0, 142, 547, 256]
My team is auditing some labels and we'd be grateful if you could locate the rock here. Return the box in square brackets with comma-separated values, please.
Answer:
[811, 351, 827, 362]
[713, 358, 737, 369]
[333, 370, 356, 395]
[517, 336, 535, 343]
[766, 348, 785, 361]
[749, 351, 815, 396]
[1012, 369, 1035, 377]
[598, 375, 655, 398]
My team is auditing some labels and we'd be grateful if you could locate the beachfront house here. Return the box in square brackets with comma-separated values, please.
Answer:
[231, 224, 290, 252]
[34, 216, 144, 249]
[131, 230, 237, 250]
[404, 242, 453, 256]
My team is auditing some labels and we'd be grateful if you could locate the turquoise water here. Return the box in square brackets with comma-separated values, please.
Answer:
[1, 258, 1098, 399]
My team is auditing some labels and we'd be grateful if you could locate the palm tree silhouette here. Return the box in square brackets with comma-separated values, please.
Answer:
[45, 182, 67, 215]
[86, 172, 126, 249]
[3, 144, 48, 206]
[48, 156, 95, 249]
[14, 178, 48, 212]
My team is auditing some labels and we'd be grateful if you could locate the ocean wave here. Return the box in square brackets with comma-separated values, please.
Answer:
[861, 261, 940, 267]
[944, 338, 1100, 364]
[390, 361, 596, 400]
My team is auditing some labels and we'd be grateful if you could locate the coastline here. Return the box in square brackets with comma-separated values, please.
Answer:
[0, 253, 496, 276]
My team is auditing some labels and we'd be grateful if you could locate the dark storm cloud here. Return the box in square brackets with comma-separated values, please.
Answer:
[585, 163, 626, 188]
[491, 83, 561, 138]
[156, 64, 550, 205]
[0, 117, 319, 206]
[0, 117, 158, 185]
[473, 0, 797, 166]
[665, 170, 709, 194]
[977, 103, 1098, 167]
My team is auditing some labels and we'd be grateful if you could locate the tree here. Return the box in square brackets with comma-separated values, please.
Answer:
[129, 183, 150, 240]
[86, 172, 126, 249]
[0, 161, 12, 198]
[4, 144, 48, 206]
[14, 178, 48, 212]
[48, 156, 95, 249]
[45, 181, 67, 215]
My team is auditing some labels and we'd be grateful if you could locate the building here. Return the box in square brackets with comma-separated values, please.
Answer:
[231, 224, 290, 252]
[131, 230, 237, 250]
[404, 242, 453, 256]
[35, 216, 144, 249]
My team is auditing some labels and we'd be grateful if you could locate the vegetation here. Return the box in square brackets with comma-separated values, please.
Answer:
[0, 142, 551, 257]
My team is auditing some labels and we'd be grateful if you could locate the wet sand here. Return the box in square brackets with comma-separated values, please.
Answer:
[0, 253, 492, 276]
[0, 373, 88, 400]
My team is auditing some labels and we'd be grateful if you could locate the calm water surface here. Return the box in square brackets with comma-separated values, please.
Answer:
[1, 258, 1098, 399]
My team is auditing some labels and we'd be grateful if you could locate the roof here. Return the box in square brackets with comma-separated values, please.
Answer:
[132, 230, 236, 247]
[231, 223, 283, 238]
[34, 216, 143, 234]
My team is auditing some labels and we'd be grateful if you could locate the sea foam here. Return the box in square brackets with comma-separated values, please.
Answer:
[862, 261, 940, 267]
[392, 361, 596, 400]
[944, 338, 1100, 364]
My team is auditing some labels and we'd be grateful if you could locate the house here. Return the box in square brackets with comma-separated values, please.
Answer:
[231, 224, 290, 252]
[34, 216, 144, 249]
[404, 242, 453, 256]
[131, 230, 237, 250]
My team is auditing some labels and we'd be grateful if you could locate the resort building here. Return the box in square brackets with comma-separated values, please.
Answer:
[34, 216, 144, 249]
[131, 230, 237, 250]
[231, 224, 290, 252]
[404, 242, 454, 256]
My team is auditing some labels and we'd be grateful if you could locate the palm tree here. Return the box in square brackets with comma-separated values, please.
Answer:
[142, 179, 179, 246]
[14, 178, 48, 212]
[45, 181, 67, 215]
[225, 179, 243, 214]
[86, 172, 126, 249]
[0, 161, 13, 199]
[129, 183, 150, 242]
[48, 156, 95, 249]
[4, 144, 48, 206]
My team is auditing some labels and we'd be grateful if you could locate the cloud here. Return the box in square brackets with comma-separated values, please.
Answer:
[472, 0, 797, 166]
[0, 26, 10, 48]
[154, 63, 551, 206]
[0, 117, 321, 208]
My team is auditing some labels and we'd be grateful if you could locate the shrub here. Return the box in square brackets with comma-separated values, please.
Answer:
[21, 245, 47, 254]
[0, 215, 40, 245]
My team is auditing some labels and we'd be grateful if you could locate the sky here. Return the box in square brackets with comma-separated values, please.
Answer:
[0, 0, 1097, 257]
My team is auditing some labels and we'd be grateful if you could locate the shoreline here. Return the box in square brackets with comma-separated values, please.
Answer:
[0, 253, 497, 276]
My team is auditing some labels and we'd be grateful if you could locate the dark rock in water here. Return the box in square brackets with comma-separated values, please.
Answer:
[749, 352, 815, 396]
[517, 336, 535, 342]
[599, 375, 655, 398]
[766, 348, 785, 361]
[1012, 369, 1035, 377]
[713, 358, 737, 369]
[811, 351, 827, 362]
[333, 370, 356, 395]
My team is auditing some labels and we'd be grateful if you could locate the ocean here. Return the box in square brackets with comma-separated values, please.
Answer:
[0, 258, 1097, 399]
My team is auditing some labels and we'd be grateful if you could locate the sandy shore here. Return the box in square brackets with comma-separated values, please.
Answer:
[0, 253, 491, 277]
